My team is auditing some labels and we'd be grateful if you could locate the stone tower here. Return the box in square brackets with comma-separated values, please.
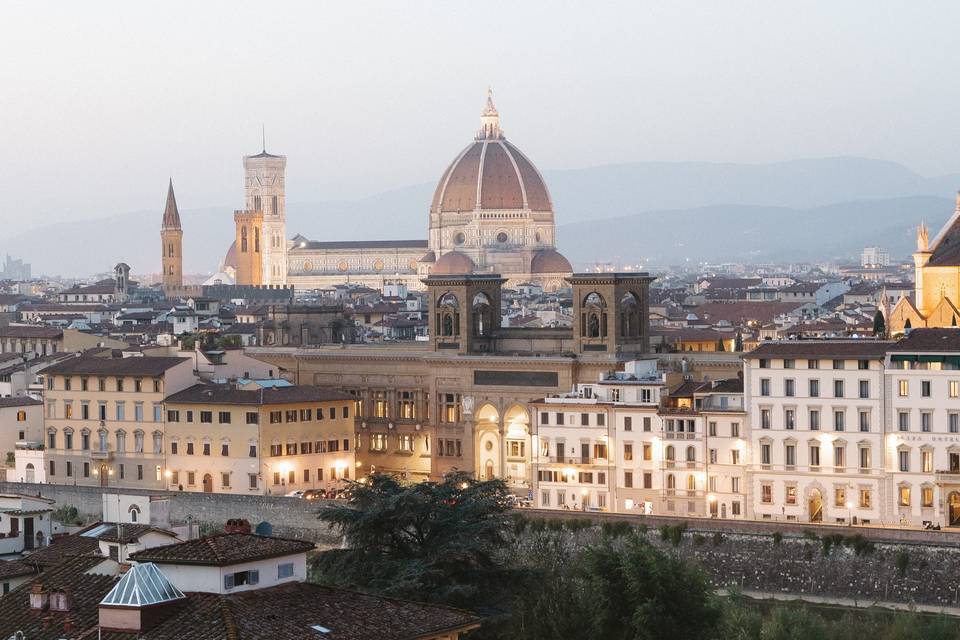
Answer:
[243, 146, 287, 285]
[233, 208, 264, 286]
[160, 179, 183, 290]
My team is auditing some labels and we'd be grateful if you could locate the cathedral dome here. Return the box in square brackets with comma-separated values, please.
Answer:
[432, 250, 476, 275]
[222, 241, 238, 271]
[530, 248, 572, 274]
[430, 91, 552, 215]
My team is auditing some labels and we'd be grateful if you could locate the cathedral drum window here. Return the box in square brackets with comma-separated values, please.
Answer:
[454, 232, 466, 246]
[408, 259, 418, 271]
[535, 228, 543, 243]
[373, 258, 385, 272]
[301, 261, 313, 273]
[496, 231, 509, 244]
[337, 260, 349, 273]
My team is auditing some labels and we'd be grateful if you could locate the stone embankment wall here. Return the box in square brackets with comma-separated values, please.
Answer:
[0, 482, 339, 544]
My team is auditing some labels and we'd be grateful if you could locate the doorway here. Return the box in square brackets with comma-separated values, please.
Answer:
[23, 517, 34, 551]
[808, 488, 823, 523]
[203, 474, 213, 493]
[99, 464, 108, 487]
[949, 492, 960, 526]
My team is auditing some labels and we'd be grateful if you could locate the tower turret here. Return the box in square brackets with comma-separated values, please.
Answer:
[160, 179, 183, 291]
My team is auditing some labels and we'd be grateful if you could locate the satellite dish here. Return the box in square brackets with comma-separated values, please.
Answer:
[254, 521, 273, 536]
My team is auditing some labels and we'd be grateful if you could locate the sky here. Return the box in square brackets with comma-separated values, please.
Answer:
[3, 1, 960, 235]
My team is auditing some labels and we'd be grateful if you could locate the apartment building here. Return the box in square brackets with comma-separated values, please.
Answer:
[886, 329, 960, 526]
[163, 384, 356, 495]
[531, 360, 748, 518]
[40, 356, 195, 488]
[744, 341, 889, 525]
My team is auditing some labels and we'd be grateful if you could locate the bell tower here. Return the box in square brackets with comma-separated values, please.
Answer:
[160, 179, 183, 291]
[243, 143, 287, 286]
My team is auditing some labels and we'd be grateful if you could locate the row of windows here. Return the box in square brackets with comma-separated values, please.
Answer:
[539, 490, 609, 509]
[48, 401, 162, 422]
[49, 376, 162, 393]
[540, 412, 607, 427]
[47, 429, 162, 454]
[758, 408, 871, 432]
[757, 358, 872, 370]
[759, 378, 872, 399]
[48, 460, 159, 481]
[266, 439, 349, 456]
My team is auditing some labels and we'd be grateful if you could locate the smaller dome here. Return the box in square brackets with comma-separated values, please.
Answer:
[432, 251, 475, 276]
[419, 250, 437, 263]
[530, 249, 572, 274]
[222, 241, 238, 271]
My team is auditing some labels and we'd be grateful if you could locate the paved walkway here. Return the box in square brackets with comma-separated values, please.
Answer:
[721, 589, 960, 618]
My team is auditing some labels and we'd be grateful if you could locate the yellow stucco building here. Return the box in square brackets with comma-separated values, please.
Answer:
[890, 193, 960, 333]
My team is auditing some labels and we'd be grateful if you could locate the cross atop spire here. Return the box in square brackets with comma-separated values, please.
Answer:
[162, 178, 181, 230]
[477, 87, 503, 140]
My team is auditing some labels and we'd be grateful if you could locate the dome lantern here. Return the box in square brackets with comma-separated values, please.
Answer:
[477, 88, 503, 141]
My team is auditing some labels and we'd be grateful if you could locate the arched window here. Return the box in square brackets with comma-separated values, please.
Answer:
[241, 226, 248, 252]
[619, 292, 640, 338]
[254, 227, 260, 252]
[437, 293, 460, 338]
[472, 292, 492, 337]
[581, 292, 607, 339]
[666, 474, 675, 489]
[168, 242, 175, 258]
[686, 475, 696, 491]
[665, 445, 675, 461]
[686, 446, 696, 462]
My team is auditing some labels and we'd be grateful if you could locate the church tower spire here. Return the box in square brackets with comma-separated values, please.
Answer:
[161, 179, 184, 292]
[477, 87, 503, 140]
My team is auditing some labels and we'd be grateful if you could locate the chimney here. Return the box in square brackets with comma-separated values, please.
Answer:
[29, 583, 48, 611]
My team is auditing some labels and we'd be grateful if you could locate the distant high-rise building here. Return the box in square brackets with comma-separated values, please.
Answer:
[861, 246, 890, 267]
[161, 179, 183, 290]
[0, 255, 31, 281]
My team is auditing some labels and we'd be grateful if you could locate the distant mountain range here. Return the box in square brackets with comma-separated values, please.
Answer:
[8, 156, 960, 276]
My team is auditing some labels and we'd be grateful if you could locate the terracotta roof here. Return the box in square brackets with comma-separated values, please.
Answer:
[432, 251, 475, 276]
[128, 533, 315, 566]
[40, 356, 190, 376]
[164, 383, 352, 406]
[100, 581, 480, 640]
[25, 533, 101, 568]
[745, 340, 892, 359]
[691, 302, 805, 326]
[0, 326, 62, 339]
[0, 555, 117, 638]
[430, 139, 552, 214]
[0, 560, 36, 580]
[0, 397, 41, 408]
[888, 328, 960, 352]
[530, 249, 572, 274]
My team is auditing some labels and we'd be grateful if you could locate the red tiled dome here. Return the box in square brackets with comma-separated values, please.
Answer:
[222, 241, 238, 271]
[432, 251, 476, 276]
[530, 249, 572, 274]
[430, 139, 552, 214]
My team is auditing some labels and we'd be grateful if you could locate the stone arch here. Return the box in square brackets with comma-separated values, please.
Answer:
[438, 292, 460, 337]
[472, 292, 493, 337]
[619, 291, 642, 338]
[476, 403, 500, 427]
[581, 292, 607, 339]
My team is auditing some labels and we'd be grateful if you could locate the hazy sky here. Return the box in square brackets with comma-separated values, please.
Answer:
[3, 1, 960, 234]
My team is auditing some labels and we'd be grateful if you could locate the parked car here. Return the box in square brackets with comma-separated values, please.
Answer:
[302, 489, 324, 501]
[285, 490, 306, 498]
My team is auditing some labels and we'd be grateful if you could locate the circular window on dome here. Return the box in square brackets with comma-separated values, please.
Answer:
[302, 261, 313, 272]
[454, 232, 465, 245]
[535, 229, 543, 243]
[496, 231, 509, 244]
[337, 260, 349, 273]
[373, 259, 384, 272]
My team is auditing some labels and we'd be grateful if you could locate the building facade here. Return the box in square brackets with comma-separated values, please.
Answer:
[163, 384, 356, 495]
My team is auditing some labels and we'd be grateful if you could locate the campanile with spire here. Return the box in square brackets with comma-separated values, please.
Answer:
[161, 179, 183, 290]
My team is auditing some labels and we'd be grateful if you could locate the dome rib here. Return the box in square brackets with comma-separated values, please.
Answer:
[498, 141, 528, 209]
